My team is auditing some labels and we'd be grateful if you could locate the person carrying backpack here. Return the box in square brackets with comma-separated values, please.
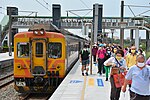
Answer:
[80, 45, 90, 76]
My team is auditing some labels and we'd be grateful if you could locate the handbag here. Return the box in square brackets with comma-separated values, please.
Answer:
[113, 71, 126, 88]
[111, 67, 120, 75]
[112, 57, 126, 88]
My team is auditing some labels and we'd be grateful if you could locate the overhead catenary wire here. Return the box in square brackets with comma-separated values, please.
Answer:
[125, 4, 150, 17]
[136, 10, 150, 16]
[43, 0, 51, 9]
[127, 6, 136, 17]
[35, 0, 51, 12]
[83, 10, 92, 17]
[79, 0, 90, 9]
[124, 5, 150, 8]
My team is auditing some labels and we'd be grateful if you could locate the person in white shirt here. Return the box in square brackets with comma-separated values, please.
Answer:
[122, 54, 150, 100]
[104, 49, 127, 100]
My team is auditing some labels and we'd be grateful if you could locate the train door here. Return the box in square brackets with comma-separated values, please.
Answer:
[31, 39, 47, 76]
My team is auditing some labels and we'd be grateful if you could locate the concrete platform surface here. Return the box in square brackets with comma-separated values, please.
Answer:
[49, 60, 130, 100]
[0, 52, 14, 62]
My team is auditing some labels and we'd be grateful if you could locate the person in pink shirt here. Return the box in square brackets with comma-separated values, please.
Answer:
[96, 44, 106, 75]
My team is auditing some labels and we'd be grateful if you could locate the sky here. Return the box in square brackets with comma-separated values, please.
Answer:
[0, 0, 150, 39]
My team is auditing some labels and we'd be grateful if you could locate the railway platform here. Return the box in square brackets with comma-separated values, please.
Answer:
[49, 60, 130, 100]
[0, 52, 14, 62]
[0, 52, 14, 74]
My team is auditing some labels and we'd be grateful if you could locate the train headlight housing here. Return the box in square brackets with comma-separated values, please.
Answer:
[40, 31, 44, 35]
[33, 30, 45, 35]
[34, 31, 38, 35]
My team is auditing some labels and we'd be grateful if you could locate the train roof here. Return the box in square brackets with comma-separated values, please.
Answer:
[28, 23, 60, 33]
[28, 23, 87, 40]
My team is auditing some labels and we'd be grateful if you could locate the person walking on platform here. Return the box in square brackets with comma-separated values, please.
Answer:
[122, 54, 150, 100]
[111, 46, 118, 57]
[104, 47, 112, 81]
[96, 44, 106, 75]
[92, 44, 98, 64]
[104, 49, 127, 100]
[126, 46, 137, 69]
[80, 45, 90, 76]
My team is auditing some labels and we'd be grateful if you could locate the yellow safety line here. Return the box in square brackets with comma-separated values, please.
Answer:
[81, 76, 87, 100]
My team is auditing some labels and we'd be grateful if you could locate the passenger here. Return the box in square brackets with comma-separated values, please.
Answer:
[104, 47, 112, 81]
[138, 48, 146, 59]
[122, 54, 150, 100]
[124, 47, 129, 56]
[126, 46, 137, 69]
[96, 44, 106, 75]
[104, 49, 127, 100]
[146, 56, 150, 66]
[111, 46, 118, 57]
[92, 44, 98, 64]
[80, 45, 90, 76]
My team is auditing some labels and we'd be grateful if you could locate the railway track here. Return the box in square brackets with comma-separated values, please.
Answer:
[21, 93, 51, 100]
[0, 73, 14, 89]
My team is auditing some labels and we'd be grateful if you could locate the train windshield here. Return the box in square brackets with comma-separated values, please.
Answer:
[48, 43, 62, 58]
[17, 42, 29, 57]
[36, 42, 43, 57]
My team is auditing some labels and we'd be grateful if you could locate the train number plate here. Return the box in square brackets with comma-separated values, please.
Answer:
[16, 82, 26, 86]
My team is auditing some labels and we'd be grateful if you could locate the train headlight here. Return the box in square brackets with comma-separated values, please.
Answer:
[40, 31, 44, 35]
[34, 31, 38, 35]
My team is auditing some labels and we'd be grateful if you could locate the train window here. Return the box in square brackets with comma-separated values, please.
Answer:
[17, 42, 29, 57]
[48, 43, 62, 58]
[36, 42, 43, 57]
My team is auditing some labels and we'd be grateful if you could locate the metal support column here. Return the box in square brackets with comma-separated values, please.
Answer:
[82, 22, 85, 36]
[130, 29, 134, 46]
[146, 30, 150, 52]
[8, 8, 12, 56]
[135, 28, 139, 50]
[120, 0, 124, 48]
[0, 25, 1, 52]
[94, 4, 99, 43]
[90, 24, 93, 75]
[85, 25, 89, 36]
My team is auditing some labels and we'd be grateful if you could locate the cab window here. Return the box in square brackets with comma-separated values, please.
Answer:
[36, 42, 43, 57]
[48, 43, 62, 58]
[17, 42, 29, 57]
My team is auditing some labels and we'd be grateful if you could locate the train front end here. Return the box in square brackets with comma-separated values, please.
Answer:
[14, 29, 66, 93]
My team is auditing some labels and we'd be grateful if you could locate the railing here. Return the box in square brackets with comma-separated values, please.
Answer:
[11, 16, 147, 29]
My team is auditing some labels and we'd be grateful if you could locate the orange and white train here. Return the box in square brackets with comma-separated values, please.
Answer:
[13, 24, 86, 93]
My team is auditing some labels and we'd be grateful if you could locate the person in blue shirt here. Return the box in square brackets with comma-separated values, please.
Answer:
[122, 54, 150, 100]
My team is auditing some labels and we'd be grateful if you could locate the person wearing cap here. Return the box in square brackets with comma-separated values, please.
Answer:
[122, 54, 150, 100]
[92, 44, 98, 64]
[96, 44, 106, 75]
[126, 46, 137, 69]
